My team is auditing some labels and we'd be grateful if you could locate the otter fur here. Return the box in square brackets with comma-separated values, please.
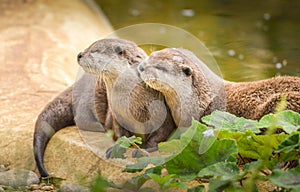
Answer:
[138, 48, 300, 126]
[78, 39, 176, 152]
[33, 72, 110, 177]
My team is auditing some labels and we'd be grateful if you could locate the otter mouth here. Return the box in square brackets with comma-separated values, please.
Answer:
[78, 58, 108, 76]
[141, 74, 172, 93]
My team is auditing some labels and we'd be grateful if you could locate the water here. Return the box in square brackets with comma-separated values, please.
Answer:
[96, 0, 300, 82]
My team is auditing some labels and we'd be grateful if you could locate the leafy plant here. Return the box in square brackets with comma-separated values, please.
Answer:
[109, 135, 144, 158]
[96, 110, 300, 191]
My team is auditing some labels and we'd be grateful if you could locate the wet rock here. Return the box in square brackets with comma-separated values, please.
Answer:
[0, 169, 39, 188]
[60, 183, 91, 192]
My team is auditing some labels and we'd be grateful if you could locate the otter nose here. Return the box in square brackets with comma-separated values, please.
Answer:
[77, 52, 83, 62]
[138, 64, 144, 72]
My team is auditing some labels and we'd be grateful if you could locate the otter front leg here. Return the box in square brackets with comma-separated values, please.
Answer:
[105, 118, 132, 158]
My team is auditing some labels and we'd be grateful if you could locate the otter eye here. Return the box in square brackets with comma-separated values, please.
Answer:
[114, 46, 123, 55]
[181, 65, 193, 76]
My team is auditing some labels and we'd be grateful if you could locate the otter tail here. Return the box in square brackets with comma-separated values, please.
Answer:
[33, 87, 74, 177]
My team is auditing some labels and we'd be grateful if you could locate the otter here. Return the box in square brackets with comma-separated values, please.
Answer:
[78, 39, 176, 152]
[33, 72, 110, 177]
[33, 38, 172, 178]
[138, 48, 300, 125]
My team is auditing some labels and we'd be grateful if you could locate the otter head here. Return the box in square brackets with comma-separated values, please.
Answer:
[77, 38, 147, 80]
[138, 48, 212, 126]
[138, 48, 196, 97]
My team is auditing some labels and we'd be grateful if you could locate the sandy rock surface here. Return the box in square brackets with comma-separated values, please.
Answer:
[0, 0, 135, 185]
[0, 169, 39, 187]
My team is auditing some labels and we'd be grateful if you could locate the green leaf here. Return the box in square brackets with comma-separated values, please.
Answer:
[124, 157, 165, 172]
[117, 135, 142, 148]
[275, 133, 300, 153]
[269, 166, 300, 189]
[201, 110, 260, 133]
[147, 173, 188, 190]
[188, 185, 205, 192]
[166, 180, 188, 190]
[218, 130, 287, 159]
[158, 139, 181, 154]
[207, 178, 243, 192]
[238, 133, 287, 159]
[164, 121, 238, 181]
[258, 110, 300, 133]
[111, 143, 126, 159]
[148, 173, 176, 186]
[110, 136, 143, 159]
[122, 167, 162, 190]
[243, 161, 261, 172]
[197, 162, 241, 180]
[91, 175, 119, 192]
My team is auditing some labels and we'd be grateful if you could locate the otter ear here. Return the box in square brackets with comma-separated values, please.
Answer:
[180, 65, 193, 76]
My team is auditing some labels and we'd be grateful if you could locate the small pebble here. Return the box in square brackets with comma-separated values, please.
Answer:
[41, 185, 54, 191]
[30, 184, 40, 190]
[0, 186, 4, 192]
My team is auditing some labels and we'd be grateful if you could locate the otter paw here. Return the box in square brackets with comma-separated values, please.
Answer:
[105, 147, 114, 159]
[131, 149, 149, 158]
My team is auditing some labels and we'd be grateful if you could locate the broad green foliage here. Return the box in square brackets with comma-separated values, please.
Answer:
[97, 110, 300, 191]
[202, 110, 260, 133]
[197, 162, 241, 180]
[219, 130, 287, 159]
[258, 110, 300, 133]
[126, 120, 237, 181]
[269, 161, 300, 190]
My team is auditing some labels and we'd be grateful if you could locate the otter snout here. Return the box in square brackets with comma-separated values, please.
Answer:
[77, 52, 83, 62]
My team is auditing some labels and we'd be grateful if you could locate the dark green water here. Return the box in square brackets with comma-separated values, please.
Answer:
[96, 0, 300, 82]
